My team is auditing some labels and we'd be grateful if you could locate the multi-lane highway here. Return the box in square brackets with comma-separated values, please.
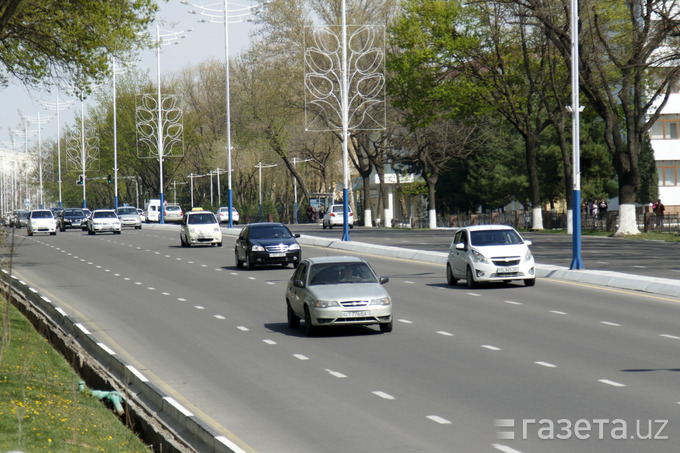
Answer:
[8, 225, 680, 453]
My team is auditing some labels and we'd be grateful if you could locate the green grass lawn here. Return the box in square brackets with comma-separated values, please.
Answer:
[0, 300, 150, 452]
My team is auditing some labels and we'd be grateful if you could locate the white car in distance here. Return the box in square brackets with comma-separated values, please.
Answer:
[87, 209, 122, 235]
[27, 210, 57, 236]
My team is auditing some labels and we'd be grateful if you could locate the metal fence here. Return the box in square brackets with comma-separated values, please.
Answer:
[402, 211, 680, 233]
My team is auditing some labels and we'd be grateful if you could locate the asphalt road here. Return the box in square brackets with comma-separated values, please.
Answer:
[287, 223, 680, 280]
[6, 225, 680, 453]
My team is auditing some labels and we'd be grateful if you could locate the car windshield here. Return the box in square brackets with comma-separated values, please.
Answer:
[188, 213, 217, 225]
[117, 208, 136, 215]
[166, 206, 180, 211]
[31, 211, 53, 219]
[17, 212, 29, 219]
[250, 226, 292, 239]
[94, 212, 117, 219]
[470, 229, 524, 246]
[65, 209, 84, 216]
[308, 262, 377, 285]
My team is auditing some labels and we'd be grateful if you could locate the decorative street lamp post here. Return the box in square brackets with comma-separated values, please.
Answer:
[182, 0, 269, 228]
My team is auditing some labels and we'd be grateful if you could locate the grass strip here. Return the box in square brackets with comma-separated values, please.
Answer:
[0, 299, 150, 452]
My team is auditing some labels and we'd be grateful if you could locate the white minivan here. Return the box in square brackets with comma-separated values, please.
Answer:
[145, 199, 161, 223]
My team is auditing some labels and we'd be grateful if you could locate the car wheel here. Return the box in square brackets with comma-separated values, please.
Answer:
[323, 223, 327, 229]
[27, 230, 32, 236]
[281, 262, 289, 268]
[379, 320, 393, 333]
[304, 306, 316, 336]
[51, 232, 56, 236]
[246, 252, 255, 270]
[287, 302, 300, 329]
[235, 250, 243, 268]
[466, 266, 477, 289]
[446, 263, 458, 286]
[293, 261, 300, 269]
[524, 278, 536, 287]
[349, 224, 354, 229]
[217, 242, 223, 247]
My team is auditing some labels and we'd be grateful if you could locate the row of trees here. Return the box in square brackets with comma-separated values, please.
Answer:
[6, 0, 677, 233]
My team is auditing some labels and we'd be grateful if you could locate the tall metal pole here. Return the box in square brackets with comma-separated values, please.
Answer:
[570, 0, 584, 270]
[80, 93, 87, 209]
[113, 56, 120, 209]
[156, 24, 166, 223]
[37, 112, 44, 208]
[341, 0, 350, 241]
[224, 0, 235, 228]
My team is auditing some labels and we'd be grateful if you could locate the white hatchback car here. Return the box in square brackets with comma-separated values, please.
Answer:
[446, 225, 535, 288]
[322, 204, 354, 229]
[180, 209, 222, 247]
[27, 210, 57, 236]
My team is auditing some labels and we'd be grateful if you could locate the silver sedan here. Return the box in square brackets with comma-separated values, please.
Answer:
[285, 256, 393, 336]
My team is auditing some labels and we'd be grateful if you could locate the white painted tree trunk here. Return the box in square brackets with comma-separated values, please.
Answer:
[566, 209, 573, 234]
[429, 209, 437, 229]
[364, 209, 372, 227]
[384, 209, 392, 228]
[614, 203, 640, 235]
[531, 207, 543, 230]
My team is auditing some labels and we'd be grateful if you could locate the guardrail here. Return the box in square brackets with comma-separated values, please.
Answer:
[0, 268, 242, 453]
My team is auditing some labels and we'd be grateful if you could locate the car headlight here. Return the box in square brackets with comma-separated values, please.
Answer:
[213, 227, 220, 234]
[288, 243, 300, 251]
[251, 244, 265, 252]
[314, 300, 340, 308]
[471, 248, 490, 264]
[370, 297, 391, 306]
[524, 249, 533, 262]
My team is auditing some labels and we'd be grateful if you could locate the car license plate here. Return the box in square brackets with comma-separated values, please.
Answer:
[342, 311, 369, 318]
[498, 266, 519, 273]
[269, 252, 285, 257]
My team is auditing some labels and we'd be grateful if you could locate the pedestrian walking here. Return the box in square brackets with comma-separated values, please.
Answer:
[654, 198, 665, 230]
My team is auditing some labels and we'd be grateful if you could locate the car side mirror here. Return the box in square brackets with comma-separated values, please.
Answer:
[455, 243, 466, 251]
[293, 279, 305, 288]
[524, 240, 532, 246]
[379, 276, 389, 284]
[294, 233, 301, 238]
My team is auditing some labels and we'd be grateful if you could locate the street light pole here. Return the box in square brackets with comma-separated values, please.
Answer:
[291, 157, 311, 224]
[40, 95, 73, 209]
[183, 0, 269, 228]
[255, 162, 277, 221]
[569, 0, 584, 270]
[340, 0, 351, 241]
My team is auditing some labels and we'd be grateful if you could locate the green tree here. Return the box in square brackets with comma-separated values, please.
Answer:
[517, 0, 680, 235]
[0, 0, 158, 88]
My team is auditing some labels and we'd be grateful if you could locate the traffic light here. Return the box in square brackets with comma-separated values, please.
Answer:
[107, 174, 112, 183]
[77, 175, 83, 185]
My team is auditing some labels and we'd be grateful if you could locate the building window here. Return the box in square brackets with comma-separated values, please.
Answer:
[657, 160, 679, 186]
[650, 114, 680, 139]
